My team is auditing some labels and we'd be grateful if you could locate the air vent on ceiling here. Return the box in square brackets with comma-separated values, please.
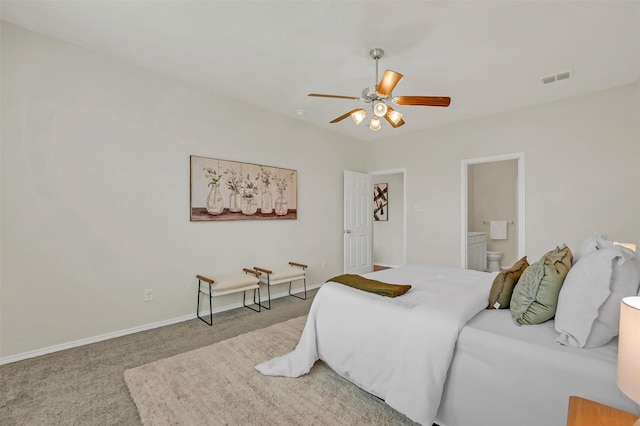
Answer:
[541, 71, 571, 84]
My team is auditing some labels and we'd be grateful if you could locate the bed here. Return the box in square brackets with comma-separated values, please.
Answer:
[437, 308, 637, 426]
[256, 259, 640, 426]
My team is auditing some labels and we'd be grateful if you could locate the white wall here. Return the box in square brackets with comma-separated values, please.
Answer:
[367, 82, 640, 267]
[3, 21, 639, 362]
[0, 23, 366, 359]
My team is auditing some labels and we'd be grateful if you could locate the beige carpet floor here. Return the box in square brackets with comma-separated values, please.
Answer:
[1, 290, 317, 425]
[124, 316, 417, 425]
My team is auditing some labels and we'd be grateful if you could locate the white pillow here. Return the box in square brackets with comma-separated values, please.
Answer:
[572, 233, 612, 266]
[555, 246, 640, 348]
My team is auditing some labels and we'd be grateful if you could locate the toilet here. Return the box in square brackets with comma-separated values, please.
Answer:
[486, 251, 503, 272]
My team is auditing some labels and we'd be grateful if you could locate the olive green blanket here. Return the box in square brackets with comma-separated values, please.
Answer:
[327, 274, 412, 298]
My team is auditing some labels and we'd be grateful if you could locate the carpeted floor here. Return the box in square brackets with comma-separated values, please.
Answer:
[125, 316, 416, 425]
[0, 290, 317, 425]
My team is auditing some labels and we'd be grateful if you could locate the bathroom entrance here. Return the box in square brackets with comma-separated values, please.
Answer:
[461, 153, 525, 271]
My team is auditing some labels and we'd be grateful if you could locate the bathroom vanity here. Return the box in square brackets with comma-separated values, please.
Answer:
[467, 232, 487, 271]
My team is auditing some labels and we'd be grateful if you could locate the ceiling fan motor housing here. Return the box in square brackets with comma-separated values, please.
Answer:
[362, 86, 388, 103]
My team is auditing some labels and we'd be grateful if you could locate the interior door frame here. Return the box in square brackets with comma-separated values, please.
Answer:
[370, 168, 407, 266]
[460, 153, 525, 269]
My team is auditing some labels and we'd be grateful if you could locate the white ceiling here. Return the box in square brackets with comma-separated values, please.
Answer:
[2, 1, 639, 142]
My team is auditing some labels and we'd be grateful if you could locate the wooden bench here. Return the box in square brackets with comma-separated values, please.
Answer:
[196, 268, 261, 326]
[253, 262, 307, 310]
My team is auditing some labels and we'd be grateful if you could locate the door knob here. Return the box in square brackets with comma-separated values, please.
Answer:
[344, 230, 352, 234]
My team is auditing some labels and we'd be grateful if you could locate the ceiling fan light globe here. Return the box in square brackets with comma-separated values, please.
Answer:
[369, 117, 381, 131]
[351, 109, 366, 125]
[387, 109, 403, 125]
[373, 102, 388, 117]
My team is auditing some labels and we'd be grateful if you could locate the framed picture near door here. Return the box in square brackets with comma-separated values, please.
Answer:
[373, 183, 388, 221]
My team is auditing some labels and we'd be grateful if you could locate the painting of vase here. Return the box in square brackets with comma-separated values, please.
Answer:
[190, 155, 297, 222]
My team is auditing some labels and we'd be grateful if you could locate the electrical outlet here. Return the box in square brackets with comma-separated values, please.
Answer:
[144, 288, 154, 302]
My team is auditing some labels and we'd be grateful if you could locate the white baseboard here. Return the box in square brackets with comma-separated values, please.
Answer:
[0, 282, 322, 366]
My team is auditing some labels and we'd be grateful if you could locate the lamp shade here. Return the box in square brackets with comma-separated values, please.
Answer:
[369, 117, 381, 131]
[387, 109, 403, 125]
[373, 102, 388, 117]
[351, 109, 366, 125]
[618, 296, 640, 404]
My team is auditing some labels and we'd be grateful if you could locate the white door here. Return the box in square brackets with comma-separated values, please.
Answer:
[344, 170, 373, 274]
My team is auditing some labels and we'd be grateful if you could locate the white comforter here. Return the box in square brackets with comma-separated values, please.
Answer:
[256, 264, 497, 425]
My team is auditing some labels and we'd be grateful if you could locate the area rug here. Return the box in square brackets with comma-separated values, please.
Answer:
[124, 316, 416, 425]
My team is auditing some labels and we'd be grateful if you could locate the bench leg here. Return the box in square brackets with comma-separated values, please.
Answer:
[243, 287, 261, 313]
[257, 280, 272, 310]
[288, 277, 307, 300]
[196, 280, 213, 326]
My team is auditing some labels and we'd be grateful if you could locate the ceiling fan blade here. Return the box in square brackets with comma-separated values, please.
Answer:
[330, 108, 365, 124]
[375, 70, 404, 98]
[384, 107, 405, 128]
[393, 96, 451, 107]
[308, 93, 360, 100]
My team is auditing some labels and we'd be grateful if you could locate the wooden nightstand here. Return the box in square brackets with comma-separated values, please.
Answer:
[567, 396, 639, 426]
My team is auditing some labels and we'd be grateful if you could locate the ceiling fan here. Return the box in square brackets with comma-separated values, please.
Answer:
[309, 48, 451, 131]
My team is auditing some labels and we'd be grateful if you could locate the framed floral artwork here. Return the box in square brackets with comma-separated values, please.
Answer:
[190, 155, 297, 221]
[373, 183, 388, 221]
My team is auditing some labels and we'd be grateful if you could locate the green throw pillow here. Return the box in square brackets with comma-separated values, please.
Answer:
[510, 245, 573, 325]
[487, 256, 529, 309]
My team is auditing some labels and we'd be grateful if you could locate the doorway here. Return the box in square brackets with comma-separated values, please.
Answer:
[343, 169, 407, 274]
[371, 169, 407, 269]
[461, 153, 525, 269]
